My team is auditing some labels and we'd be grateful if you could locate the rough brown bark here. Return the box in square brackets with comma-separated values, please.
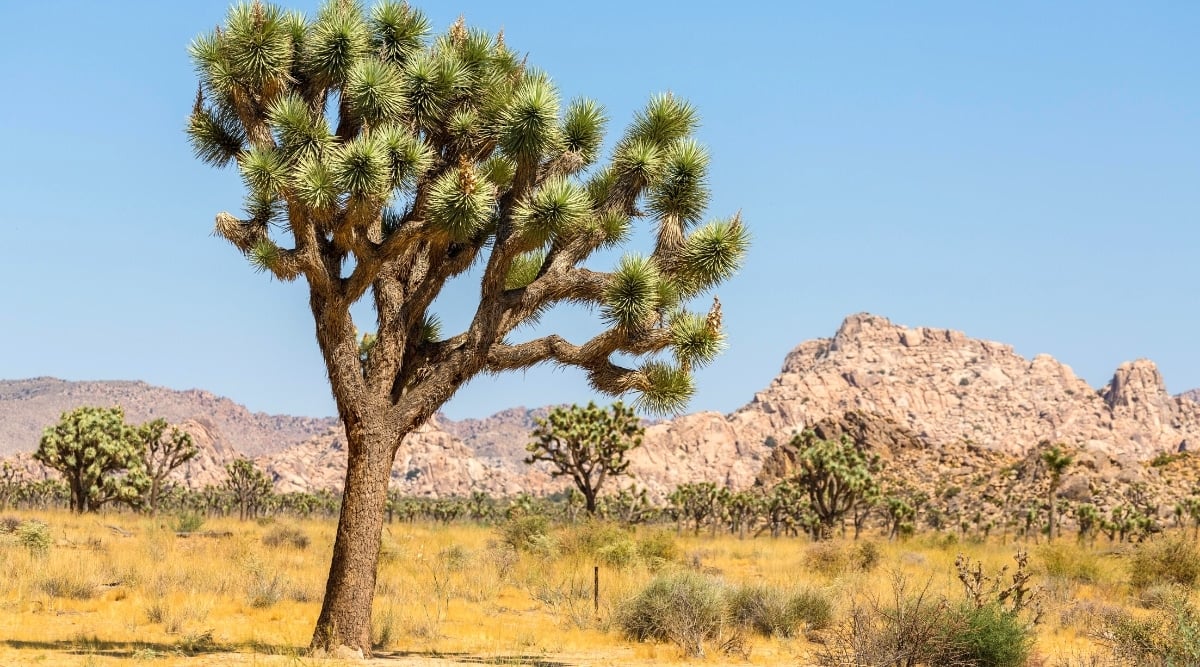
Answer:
[309, 422, 394, 657]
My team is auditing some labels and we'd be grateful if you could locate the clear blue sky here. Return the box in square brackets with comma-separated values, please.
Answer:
[1, 1, 1196, 420]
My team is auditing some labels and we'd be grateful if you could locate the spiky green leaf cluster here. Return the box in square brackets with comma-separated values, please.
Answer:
[189, 1, 749, 427]
[635, 361, 695, 415]
[603, 255, 661, 330]
[427, 168, 494, 241]
[514, 177, 589, 245]
[669, 311, 724, 369]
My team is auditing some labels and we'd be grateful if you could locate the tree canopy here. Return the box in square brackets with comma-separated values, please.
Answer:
[525, 401, 643, 514]
[187, 0, 747, 654]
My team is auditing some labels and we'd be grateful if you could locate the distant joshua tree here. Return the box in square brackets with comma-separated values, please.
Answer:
[525, 402, 643, 515]
[1040, 442, 1073, 540]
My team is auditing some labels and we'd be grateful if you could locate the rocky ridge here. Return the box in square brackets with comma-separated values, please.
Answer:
[0, 378, 338, 457]
[4, 315, 1200, 506]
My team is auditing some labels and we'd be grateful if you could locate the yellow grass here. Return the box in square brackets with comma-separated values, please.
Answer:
[0, 510, 1180, 665]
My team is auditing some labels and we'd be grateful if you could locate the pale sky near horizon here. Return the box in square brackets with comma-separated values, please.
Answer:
[0, 1, 1196, 420]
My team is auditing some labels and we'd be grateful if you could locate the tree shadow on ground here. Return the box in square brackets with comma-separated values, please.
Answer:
[380, 651, 573, 666]
[2, 638, 297, 659]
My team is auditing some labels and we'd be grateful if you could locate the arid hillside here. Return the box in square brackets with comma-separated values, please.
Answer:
[0, 378, 338, 457]
[4, 314, 1200, 501]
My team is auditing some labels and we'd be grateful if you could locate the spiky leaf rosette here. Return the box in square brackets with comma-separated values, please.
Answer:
[189, 0, 748, 424]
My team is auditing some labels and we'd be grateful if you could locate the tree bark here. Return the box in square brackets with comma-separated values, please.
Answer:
[310, 423, 394, 657]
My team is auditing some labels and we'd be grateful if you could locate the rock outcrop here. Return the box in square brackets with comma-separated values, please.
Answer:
[0, 378, 337, 456]
[627, 313, 1200, 496]
[4, 314, 1199, 507]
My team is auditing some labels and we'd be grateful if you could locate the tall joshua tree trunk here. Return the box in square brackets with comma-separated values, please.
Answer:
[311, 421, 392, 653]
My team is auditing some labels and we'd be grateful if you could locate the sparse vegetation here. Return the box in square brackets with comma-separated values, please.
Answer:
[1, 508, 1199, 665]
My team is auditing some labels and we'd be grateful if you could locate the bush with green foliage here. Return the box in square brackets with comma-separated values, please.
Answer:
[725, 583, 833, 638]
[15, 520, 52, 556]
[1099, 592, 1200, 665]
[1129, 535, 1200, 590]
[617, 571, 733, 658]
[500, 514, 552, 554]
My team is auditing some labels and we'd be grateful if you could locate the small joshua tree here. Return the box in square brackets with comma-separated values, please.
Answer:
[223, 457, 275, 520]
[789, 431, 881, 540]
[138, 419, 198, 515]
[1039, 442, 1073, 540]
[525, 401, 643, 515]
[35, 406, 150, 513]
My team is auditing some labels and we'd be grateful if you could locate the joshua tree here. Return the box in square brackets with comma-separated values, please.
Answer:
[1040, 442, 1073, 540]
[186, 1, 745, 653]
[223, 457, 275, 520]
[137, 419, 198, 515]
[0, 462, 18, 511]
[35, 406, 150, 513]
[525, 402, 643, 514]
[789, 431, 881, 540]
[669, 482, 720, 535]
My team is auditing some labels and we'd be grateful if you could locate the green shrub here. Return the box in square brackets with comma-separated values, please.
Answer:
[500, 514, 551, 553]
[636, 530, 680, 567]
[16, 520, 51, 556]
[951, 603, 1033, 667]
[1129, 535, 1200, 590]
[726, 583, 789, 637]
[596, 539, 639, 569]
[617, 571, 731, 657]
[262, 524, 310, 550]
[1037, 542, 1100, 584]
[786, 587, 834, 631]
[1101, 593, 1200, 665]
[174, 511, 205, 533]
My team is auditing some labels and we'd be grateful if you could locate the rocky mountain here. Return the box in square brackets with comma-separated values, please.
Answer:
[5, 314, 1199, 508]
[260, 416, 563, 497]
[1182, 389, 1200, 404]
[438, 406, 550, 472]
[625, 313, 1200, 496]
[0, 378, 338, 457]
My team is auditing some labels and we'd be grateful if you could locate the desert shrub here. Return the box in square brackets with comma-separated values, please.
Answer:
[636, 530, 680, 566]
[16, 520, 51, 556]
[437, 544, 471, 572]
[559, 520, 627, 556]
[1129, 535, 1200, 590]
[1098, 593, 1200, 664]
[817, 572, 964, 666]
[851, 541, 881, 572]
[372, 604, 397, 650]
[39, 569, 95, 600]
[596, 539, 638, 569]
[262, 524, 309, 550]
[951, 602, 1034, 667]
[482, 542, 518, 581]
[617, 571, 734, 657]
[787, 587, 835, 631]
[0, 516, 21, 533]
[245, 569, 285, 608]
[174, 511, 204, 533]
[500, 514, 552, 554]
[1037, 542, 1099, 584]
[726, 583, 789, 637]
[806, 542, 847, 576]
[724, 583, 830, 638]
